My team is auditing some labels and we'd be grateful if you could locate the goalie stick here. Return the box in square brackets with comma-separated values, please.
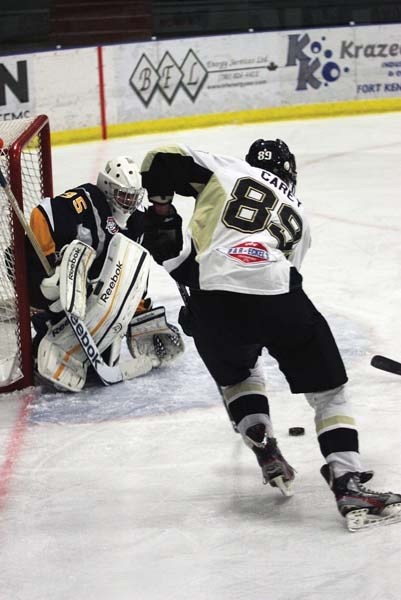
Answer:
[0, 166, 148, 387]
[371, 355, 401, 376]
[0, 166, 53, 276]
[63, 311, 129, 386]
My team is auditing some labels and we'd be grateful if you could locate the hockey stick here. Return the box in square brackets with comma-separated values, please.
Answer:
[176, 281, 190, 306]
[0, 167, 54, 276]
[63, 309, 156, 387]
[371, 355, 401, 376]
[0, 166, 93, 318]
[64, 312, 124, 385]
[176, 281, 239, 432]
[0, 166, 144, 386]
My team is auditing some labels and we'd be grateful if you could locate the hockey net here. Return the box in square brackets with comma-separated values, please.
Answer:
[0, 115, 53, 392]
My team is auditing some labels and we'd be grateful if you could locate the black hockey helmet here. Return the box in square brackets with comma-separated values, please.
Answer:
[245, 138, 297, 191]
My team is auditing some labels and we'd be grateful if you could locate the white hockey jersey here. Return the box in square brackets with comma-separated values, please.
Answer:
[141, 144, 311, 295]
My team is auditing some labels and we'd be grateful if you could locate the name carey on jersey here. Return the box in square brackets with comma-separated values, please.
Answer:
[261, 170, 301, 205]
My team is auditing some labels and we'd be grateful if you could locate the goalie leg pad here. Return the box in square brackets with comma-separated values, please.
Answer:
[127, 306, 184, 365]
[86, 233, 151, 354]
[36, 233, 151, 390]
[37, 334, 87, 392]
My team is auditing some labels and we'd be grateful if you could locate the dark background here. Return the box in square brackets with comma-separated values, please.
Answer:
[0, 0, 400, 55]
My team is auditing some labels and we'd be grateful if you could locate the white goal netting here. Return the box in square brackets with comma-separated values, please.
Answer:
[0, 116, 52, 390]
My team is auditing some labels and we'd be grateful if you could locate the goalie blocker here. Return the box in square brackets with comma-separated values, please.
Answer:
[37, 233, 183, 391]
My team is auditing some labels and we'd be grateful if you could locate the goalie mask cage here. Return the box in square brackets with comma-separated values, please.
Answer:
[0, 115, 53, 392]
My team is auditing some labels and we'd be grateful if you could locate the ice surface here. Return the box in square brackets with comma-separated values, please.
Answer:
[0, 113, 400, 600]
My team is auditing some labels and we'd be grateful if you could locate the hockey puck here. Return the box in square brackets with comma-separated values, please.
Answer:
[289, 427, 305, 436]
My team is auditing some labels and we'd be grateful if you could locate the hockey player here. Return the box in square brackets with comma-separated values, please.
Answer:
[139, 140, 401, 530]
[27, 156, 184, 391]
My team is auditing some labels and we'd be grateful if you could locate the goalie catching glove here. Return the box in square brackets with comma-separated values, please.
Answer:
[127, 306, 184, 365]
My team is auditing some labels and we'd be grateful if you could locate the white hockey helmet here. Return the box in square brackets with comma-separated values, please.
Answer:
[97, 156, 145, 228]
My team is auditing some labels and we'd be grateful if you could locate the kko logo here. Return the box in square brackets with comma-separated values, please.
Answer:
[286, 33, 349, 91]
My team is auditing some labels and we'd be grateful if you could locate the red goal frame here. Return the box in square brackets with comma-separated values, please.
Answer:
[1, 115, 53, 392]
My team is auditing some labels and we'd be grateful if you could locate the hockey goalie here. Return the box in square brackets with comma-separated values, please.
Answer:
[24, 155, 184, 392]
[37, 234, 184, 391]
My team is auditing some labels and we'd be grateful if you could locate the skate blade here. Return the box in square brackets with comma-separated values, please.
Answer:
[269, 475, 294, 497]
[346, 503, 401, 532]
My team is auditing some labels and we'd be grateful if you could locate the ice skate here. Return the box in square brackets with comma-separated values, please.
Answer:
[246, 424, 295, 497]
[321, 464, 401, 531]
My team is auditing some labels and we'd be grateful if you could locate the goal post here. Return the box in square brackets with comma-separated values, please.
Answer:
[0, 115, 53, 392]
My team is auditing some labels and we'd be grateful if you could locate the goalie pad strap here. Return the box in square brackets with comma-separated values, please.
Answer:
[129, 306, 168, 333]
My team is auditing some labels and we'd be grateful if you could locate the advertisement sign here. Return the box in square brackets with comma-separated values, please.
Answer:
[0, 49, 99, 131]
[104, 24, 401, 126]
[0, 23, 399, 139]
[103, 34, 281, 124]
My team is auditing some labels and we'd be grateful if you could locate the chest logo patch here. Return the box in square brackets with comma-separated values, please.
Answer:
[218, 241, 271, 265]
[105, 216, 119, 234]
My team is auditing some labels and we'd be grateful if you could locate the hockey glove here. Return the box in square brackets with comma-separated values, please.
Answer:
[142, 205, 183, 264]
[127, 306, 184, 365]
[178, 305, 194, 337]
